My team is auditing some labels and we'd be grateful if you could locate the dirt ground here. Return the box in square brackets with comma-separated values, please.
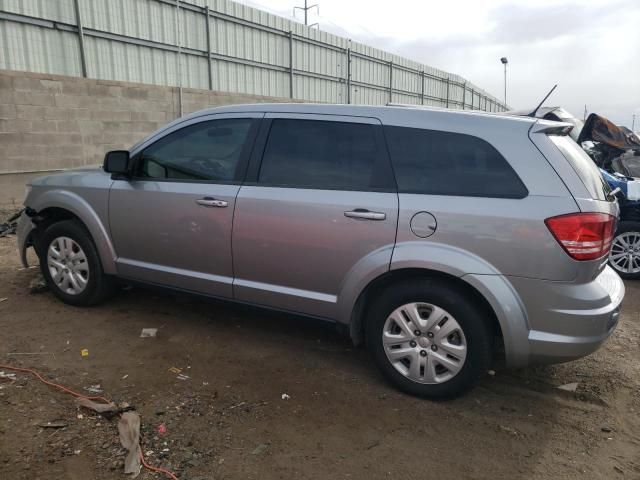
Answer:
[0, 234, 639, 480]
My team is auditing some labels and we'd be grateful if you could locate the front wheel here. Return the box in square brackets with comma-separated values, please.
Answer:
[37, 220, 115, 306]
[366, 279, 492, 399]
[609, 221, 640, 280]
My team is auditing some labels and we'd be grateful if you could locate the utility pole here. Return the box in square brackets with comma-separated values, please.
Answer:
[500, 57, 508, 106]
[293, 0, 319, 27]
[633, 114, 636, 132]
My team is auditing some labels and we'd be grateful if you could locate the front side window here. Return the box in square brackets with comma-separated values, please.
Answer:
[258, 119, 382, 190]
[136, 118, 253, 182]
[384, 126, 528, 198]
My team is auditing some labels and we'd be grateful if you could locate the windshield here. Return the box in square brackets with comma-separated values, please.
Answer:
[549, 135, 611, 201]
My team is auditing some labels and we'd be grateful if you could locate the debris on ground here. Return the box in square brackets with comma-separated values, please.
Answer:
[83, 384, 103, 394]
[80, 348, 89, 357]
[602, 426, 614, 433]
[281, 393, 290, 400]
[29, 274, 48, 294]
[38, 420, 68, 429]
[140, 328, 158, 338]
[0, 209, 23, 238]
[176, 373, 189, 381]
[252, 443, 269, 455]
[76, 397, 119, 414]
[156, 423, 167, 435]
[0, 371, 17, 380]
[0, 297, 7, 303]
[557, 382, 579, 392]
[118, 411, 142, 477]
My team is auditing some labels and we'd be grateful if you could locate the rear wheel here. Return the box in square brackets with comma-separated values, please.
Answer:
[609, 221, 640, 279]
[366, 279, 492, 399]
[38, 220, 115, 306]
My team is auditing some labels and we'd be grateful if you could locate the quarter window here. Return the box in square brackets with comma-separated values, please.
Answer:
[384, 126, 528, 198]
[136, 119, 253, 182]
[258, 119, 385, 190]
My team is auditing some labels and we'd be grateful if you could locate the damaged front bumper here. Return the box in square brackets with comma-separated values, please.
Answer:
[16, 210, 36, 268]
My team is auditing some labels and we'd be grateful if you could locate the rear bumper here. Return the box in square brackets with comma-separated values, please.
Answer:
[509, 265, 624, 366]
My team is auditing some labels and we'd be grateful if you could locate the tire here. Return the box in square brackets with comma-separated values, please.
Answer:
[37, 219, 116, 306]
[365, 279, 492, 399]
[609, 221, 640, 280]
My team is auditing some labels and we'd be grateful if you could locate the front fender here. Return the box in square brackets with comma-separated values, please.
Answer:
[28, 190, 117, 274]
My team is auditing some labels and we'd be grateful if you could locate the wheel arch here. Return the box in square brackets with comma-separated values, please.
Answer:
[28, 191, 117, 274]
[349, 268, 500, 338]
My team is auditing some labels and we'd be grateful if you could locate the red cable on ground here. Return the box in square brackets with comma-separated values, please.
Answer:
[0, 363, 180, 480]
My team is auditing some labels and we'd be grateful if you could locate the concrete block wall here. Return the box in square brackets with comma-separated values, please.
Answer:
[0, 70, 298, 207]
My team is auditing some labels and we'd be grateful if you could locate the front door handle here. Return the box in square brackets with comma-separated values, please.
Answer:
[196, 197, 228, 208]
[344, 209, 386, 221]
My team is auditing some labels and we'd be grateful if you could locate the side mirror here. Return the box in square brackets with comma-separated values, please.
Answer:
[103, 150, 131, 177]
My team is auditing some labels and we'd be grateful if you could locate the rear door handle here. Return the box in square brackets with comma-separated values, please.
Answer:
[344, 209, 386, 221]
[196, 197, 228, 208]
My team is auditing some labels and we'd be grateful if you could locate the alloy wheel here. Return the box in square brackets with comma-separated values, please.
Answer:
[610, 232, 640, 274]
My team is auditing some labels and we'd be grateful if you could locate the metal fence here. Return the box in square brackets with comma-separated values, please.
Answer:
[0, 0, 506, 111]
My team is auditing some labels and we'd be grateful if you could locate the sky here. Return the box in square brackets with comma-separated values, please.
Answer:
[237, 0, 640, 128]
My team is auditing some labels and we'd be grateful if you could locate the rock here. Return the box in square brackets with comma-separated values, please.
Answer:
[601, 426, 613, 433]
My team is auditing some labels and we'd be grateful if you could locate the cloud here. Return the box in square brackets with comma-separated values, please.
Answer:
[241, 0, 640, 126]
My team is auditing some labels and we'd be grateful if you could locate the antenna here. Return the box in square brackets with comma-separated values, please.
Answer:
[528, 84, 557, 117]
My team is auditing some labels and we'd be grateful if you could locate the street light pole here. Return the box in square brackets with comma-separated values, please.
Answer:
[500, 57, 508, 106]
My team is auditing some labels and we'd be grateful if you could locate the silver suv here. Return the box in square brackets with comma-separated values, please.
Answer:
[17, 104, 625, 398]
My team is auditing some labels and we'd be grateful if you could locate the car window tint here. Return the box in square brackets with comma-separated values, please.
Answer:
[137, 119, 252, 182]
[258, 119, 378, 189]
[384, 126, 528, 198]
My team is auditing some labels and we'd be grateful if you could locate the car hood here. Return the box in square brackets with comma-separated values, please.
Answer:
[29, 166, 107, 187]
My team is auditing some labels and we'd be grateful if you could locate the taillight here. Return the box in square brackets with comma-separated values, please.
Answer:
[545, 213, 616, 261]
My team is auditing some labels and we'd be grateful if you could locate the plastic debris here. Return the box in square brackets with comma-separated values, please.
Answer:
[140, 328, 158, 338]
[80, 349, 89, 357]
[0, 371, 17, 380]
[84, 384, 103, 394]
[0, 298, 7, 303]
[118, 411, 142, 477]
[281, 393, 290, 400]
[557, 382, 579, 392]
[156, 423, 167, 435]
[168, 367, 182, 374]
[176, 373, 190, 381]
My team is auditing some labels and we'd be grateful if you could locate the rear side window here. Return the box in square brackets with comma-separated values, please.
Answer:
[258, 119, 389, 190]
[384, 126, 528, 198]
[549, 135, 611, 201]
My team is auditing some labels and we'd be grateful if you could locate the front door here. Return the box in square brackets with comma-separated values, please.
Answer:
[232, 114, 399, 318]
[109, 113, 261, 297]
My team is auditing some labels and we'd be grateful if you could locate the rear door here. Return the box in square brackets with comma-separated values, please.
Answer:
[232, 114, 398, 319]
